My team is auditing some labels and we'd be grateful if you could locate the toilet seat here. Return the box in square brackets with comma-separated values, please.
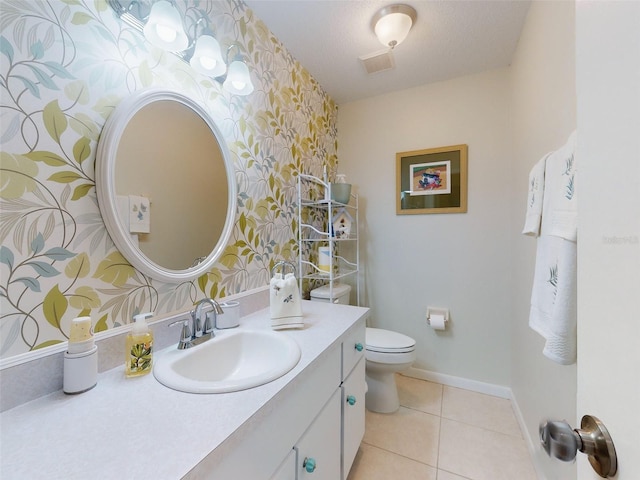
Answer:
[366, 327, 416, 354]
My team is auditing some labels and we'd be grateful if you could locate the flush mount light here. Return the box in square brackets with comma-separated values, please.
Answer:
[371, 4, 417, 49]
[107, 0, 254, 96]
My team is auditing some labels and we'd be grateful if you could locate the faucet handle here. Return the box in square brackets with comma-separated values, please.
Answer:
[206, 301, 224, 334]
[190, 308, 202, 337]
[204, 312, 214, 335]
[193, 298, 224, 336]
[169, 319, 193, 349]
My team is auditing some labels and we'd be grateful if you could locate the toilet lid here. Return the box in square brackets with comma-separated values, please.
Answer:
[366, 327, 416, 353]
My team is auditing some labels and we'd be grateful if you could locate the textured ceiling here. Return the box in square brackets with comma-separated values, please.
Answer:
[244, 0, 532, 105]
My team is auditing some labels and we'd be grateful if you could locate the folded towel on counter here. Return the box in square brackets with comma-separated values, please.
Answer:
[525, 131, 578, 365]
[270, 272, 303, 330]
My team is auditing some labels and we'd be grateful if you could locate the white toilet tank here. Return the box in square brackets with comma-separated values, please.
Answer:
[310, 283, 351, 305]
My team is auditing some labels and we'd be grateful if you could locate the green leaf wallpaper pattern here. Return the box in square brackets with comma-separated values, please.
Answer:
[0, 0, 338, 359]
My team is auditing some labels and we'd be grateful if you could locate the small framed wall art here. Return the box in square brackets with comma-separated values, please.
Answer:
[396, 144, 468, 215]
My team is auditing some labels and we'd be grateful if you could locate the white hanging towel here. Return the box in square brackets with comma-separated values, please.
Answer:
[270, 272, 304, 330]
[129, 195, 151, 234]
[524, 131, 577, 365]
[117, 195, 140, 247]
[522, 151, 550, 236]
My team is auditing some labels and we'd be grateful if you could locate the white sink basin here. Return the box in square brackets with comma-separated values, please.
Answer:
[153, 329, 301, 394]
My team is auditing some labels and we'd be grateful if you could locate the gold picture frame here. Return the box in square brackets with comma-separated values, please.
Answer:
[396, 144, 468, 215]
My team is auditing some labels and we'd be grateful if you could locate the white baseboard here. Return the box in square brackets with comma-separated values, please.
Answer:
[401, 366, 547, 480]
[401, 366, 512, 399]
[510, 389, 549, 480]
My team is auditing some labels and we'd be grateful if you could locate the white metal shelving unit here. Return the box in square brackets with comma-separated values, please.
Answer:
[297, 174, 360, 306]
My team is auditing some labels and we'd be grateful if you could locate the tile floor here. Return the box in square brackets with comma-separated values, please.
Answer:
[347, 375, 538, 480]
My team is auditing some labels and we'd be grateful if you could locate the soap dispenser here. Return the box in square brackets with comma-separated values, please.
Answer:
[125, 312, 154, 378]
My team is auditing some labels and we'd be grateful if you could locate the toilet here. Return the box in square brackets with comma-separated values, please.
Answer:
[309, 284, 416, 414]
[364, 327, 416, 413]
[309, 282, 352, 304]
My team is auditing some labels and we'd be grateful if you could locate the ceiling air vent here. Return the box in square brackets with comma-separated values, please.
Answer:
[359, 49, 395, 74]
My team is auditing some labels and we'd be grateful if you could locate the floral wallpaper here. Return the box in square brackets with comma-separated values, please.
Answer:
[0, 0, 338, 359]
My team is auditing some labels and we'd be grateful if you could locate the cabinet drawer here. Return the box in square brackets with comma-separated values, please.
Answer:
[342, 357, 366, 478]
[342, 321, 365, 380]
[296, 389, 341, 479]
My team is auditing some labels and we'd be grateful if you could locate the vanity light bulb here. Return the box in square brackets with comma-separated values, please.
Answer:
[190, 35, 226, 77]
[155, 24, 177, 43]
[223, 60, 254, 95]
[143, 0, 188, 52]
[231, 80, 246, 90]
[199, 56, 217, 70]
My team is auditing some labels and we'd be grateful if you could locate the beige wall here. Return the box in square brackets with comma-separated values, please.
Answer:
[338, 2, 577, 477]
[338, 68, 514, 386]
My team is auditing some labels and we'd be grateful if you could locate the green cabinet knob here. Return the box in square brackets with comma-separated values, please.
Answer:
[346, 395, 357, 406]
[303, 457, 316, 473]
[355, 342, 363, 352]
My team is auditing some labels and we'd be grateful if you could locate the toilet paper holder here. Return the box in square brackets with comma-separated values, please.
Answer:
[426, 307, 449, 328]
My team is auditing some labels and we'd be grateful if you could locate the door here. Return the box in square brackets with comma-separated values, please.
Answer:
[342, 357, 366, 478]
[575, 1, 640, 478]
[296, 389, 341, 479]
[269, 449, 296, 480]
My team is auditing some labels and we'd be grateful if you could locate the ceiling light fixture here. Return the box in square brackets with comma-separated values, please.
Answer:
[371, 4, 417, 49]
[108, 0, 254, 95]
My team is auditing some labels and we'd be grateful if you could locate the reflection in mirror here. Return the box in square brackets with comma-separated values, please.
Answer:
[115, 100, 227, 270]
[97, 89, 236, 283]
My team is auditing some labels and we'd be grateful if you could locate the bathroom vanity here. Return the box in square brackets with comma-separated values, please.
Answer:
[0, 301, 367, 479]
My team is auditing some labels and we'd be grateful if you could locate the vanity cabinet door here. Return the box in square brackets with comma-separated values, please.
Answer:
[269, 449, 296, 480]
[295, 388, 341, 479]
[342, 356, 366, 478]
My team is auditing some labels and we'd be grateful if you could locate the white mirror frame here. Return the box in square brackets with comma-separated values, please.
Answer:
[96, 88, 237, 283]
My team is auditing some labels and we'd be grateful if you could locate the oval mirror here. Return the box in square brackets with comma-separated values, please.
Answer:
[96, 88, 236, 283]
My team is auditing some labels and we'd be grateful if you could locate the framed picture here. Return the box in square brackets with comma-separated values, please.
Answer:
[396, 144, 468, 214]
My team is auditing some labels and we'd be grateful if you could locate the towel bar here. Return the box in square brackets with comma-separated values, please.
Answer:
[271, 260, 297, 278]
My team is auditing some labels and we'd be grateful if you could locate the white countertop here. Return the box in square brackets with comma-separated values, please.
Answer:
[0, 301, 368, 479]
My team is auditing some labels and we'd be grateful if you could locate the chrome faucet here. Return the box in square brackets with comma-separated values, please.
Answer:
[191, 297, 224, 338]
[169, 298, 224, 350]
